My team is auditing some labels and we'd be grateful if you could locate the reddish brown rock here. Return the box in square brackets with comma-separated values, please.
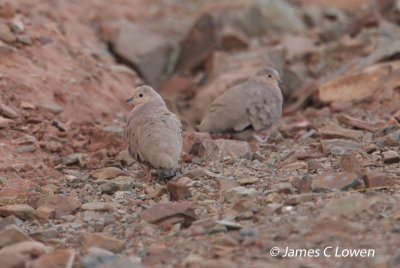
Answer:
[297, 179, 312, 194]
[330, 101, 353, 112]
[0, 241, 53, 268]
[176, 13, 217, 73]
[280, 35, 316, 61]
[142, 243, 181, 266]
[0, 188, 42, 207]
[27, 249, 76, 268]
[282, 161, 308, 171]
[0, 204, 34, 220]
[315, 61, 400, 104]
[382, 150, 400, 164]
[312, 172, 360, 192]
[338, 114, 377, 132]
[363, 173, 396, 188]
[140, 202, 198, 227]
[182, 132, 212, 155]
[159, 76, 193, 96]
[0, 225, 31, 248]
[20, 101, 36, 110]
[238, 177, 258, 186]
[321, 193, 370, 219]
[0, 3, 15, 18]
[167, 181, 192, 201]
[299, 0, 372, 12]
[0, 23, 16, 43]
[89, 167, 127, 180]
[0, 117, 14, 128]
[319, 122, 363, 141]
[215, 179, 239, 191]
[219, 26, 249, 52]
[147, 187, 168, 200]
[36, 195, 81, 218]
[0, 103, 18, 118]
[4, 179, 39, 190]
[339, 153, 361, 176]
[83, 233, 125, 253]
[271, 183, 296, 194]
[394, 110, 400, 123]
[286, 193, 314, 205]
[34, 206, 56, 223]
[278, 120, 312, 136]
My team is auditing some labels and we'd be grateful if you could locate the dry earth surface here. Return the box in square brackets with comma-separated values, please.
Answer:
[0, 0, 400, 267]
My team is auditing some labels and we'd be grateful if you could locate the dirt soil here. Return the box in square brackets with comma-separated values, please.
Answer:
[0, 0, 400, 267]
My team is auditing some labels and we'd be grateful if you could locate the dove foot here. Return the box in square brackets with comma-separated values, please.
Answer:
[138, 163, 152, 180]
[157, 169, 175, 179]
[252, 134, 270, 143]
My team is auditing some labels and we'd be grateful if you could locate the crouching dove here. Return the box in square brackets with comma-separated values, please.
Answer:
[199, 67, 283, 141]
[126, 85, 182, 178]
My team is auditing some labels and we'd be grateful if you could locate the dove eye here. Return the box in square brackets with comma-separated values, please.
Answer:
[268, 74, 272, 78]
[139, 93, 144, 97]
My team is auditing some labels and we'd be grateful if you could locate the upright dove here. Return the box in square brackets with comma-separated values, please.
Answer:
[126, 85, 182, 178]
[199, 67, 283, 140]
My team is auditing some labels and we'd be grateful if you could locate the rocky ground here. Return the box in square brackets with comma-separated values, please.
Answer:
[0, 0, 400, 267]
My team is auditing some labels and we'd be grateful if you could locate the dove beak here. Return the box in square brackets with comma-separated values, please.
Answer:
[278, 79, 284, 86]
[126, 97, 134, 102]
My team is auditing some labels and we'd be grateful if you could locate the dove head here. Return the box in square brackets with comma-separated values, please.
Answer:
[126, 85, 164, 107]
[254, 67, 282, 86]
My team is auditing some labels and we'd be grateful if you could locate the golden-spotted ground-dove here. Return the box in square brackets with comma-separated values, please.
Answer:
[126, 85, 182, 178]
[199, 67, 283, 140]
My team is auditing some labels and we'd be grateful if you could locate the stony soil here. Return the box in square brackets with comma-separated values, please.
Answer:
[0, 0, 400, 267]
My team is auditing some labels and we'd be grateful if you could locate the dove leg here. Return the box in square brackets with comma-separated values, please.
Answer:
[138, 162, 152, 180]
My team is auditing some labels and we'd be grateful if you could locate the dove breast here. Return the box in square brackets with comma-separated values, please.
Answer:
[127, 100, 182, 170]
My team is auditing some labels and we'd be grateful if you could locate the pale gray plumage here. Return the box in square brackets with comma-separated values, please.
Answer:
[199, 67, 283, 137]
[126, 85, 182, 178]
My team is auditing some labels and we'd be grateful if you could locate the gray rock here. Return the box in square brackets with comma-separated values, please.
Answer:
[111, 21, 172, 85]
[39, 104, 63, 114]
[110, 176, 135, 191]
[103, 125, 124, 138]
[233, 0, 305, 37]
[16, 34, 32, 45]
[100, 182, 120, 195]
[376, 129, 400, 146]
[215, 220, 242, 230]
[271, 182, 296, 194]
[15, 145, 36, 153]
[58, 153, 83, 165]
[321, 139, 362, 155]
[81, 202, 122, 211]
[224, 187, 259, 202]
[198, 139, 252, 162]
[239, 228, 259, 238]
